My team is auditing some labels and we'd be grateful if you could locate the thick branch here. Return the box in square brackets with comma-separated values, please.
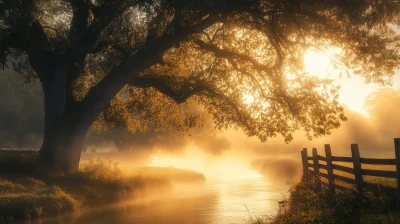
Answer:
[129, 76, 248, 126]
[78, 13, 222, 128]
[146, 9, 167, 42]
[129, 76, 210, 104]
[69, 0, 90, 44]
[194, 39, 273, 74]
[25, 21, 56, 82]
[81, 13, 221, 108]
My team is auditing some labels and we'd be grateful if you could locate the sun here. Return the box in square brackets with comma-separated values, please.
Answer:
[242, 48, 379, 116]
[303, 49, 333, 78]
[303, 48, 380, 117]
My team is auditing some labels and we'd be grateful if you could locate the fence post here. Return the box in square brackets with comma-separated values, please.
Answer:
[312, 148, 321, 189]
[312, 148, 320, 175]
[351, 144, 363, 194]
[301, 148, 309, 180]
[325, 144, 335, 193]
[394, 138, 400, 200]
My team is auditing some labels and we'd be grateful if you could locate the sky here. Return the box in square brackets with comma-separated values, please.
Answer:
[304, 49, 400, 116]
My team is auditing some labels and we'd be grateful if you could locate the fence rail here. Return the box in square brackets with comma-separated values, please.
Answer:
[301, 138, 400, 197]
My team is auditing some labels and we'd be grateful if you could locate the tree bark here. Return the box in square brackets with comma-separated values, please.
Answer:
[39, 105, 96, 171]
[37, 59, 94, 172]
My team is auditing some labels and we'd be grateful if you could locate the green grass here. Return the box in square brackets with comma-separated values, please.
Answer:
[248, 176, 400, 224]
[0, 152, 171, 223]
[0, 186, 81, 222]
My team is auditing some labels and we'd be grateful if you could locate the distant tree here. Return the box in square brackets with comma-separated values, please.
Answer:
[365, 88, 400, 134]
[0, 70, 43, 148]
[1, 0, 399, 171]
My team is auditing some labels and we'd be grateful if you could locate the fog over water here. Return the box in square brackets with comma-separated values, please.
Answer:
[21, 177, 286, 224]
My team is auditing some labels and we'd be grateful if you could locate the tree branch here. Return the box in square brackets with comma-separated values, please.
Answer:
[128, 76, 248, 126]
[69, 0, 90, 44]
[80, 13, 221, 120]
[25, 20, 56, 83]
[129, 76, 209, 104]
[194, 39, 273, 74]
[226, 58, 277, 102]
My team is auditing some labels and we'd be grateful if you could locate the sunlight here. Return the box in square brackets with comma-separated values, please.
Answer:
[303, 49, 379, 117]
[242, 93, 255, 105]
[304, 49, 333, 79]
[148, 146, 263, 181]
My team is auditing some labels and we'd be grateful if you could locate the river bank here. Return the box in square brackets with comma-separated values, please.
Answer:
[0, 150, 204, 223]
[249, 177, 400, 224]
[15, 177, 283, 224]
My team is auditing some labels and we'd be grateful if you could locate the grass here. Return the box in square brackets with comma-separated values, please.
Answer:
[247, 176, 400, 224]
[0, 151, 171, 223]
[0, 186, 81, 222]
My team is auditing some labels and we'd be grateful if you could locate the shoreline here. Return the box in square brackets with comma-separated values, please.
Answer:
[0, 151, 205, 223]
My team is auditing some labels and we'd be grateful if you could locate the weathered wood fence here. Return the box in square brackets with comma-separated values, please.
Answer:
[302, 138, 400, 196]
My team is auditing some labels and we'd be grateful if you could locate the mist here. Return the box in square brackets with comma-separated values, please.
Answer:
[3, 69, 400, 184]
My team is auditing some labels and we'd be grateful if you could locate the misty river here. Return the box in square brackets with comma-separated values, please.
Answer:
[21, 176, 287, 224]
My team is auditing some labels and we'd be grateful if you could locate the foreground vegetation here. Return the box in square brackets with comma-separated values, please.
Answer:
[0, 150, 172, 223]
[248, 177, 400, 224]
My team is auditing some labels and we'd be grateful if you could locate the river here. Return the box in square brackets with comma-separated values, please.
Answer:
[22, 176, 286, 224]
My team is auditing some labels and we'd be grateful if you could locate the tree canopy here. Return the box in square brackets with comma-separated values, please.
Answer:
[1, 0, 400, 145]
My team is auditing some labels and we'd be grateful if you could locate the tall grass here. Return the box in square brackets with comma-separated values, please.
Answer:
[253, 176, 400, 224]
[0, 153, 171, 222]
[0, 186, 81, 222]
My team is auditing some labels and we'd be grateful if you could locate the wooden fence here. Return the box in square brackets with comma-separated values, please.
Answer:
[301, 138, 400, 196]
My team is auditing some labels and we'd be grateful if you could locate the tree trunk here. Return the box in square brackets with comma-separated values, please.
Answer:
[37, 60, 98, 172]
[39, 107, 94, 172]
[38, 69, 118, 172]
[37, 43, 164, 171]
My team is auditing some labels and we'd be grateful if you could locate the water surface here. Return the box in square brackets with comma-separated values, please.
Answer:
[23, 177, 286, 224]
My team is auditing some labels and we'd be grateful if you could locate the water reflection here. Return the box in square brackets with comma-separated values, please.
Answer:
[23, 177, 285, 224]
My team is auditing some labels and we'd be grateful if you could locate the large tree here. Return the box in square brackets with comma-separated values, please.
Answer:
[1, 0, 399, 171]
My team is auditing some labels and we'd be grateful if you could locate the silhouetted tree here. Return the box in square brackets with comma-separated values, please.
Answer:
[1, 0, 399, 171]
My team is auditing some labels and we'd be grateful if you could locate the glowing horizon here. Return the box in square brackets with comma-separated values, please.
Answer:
[304, 49, 400, 117]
